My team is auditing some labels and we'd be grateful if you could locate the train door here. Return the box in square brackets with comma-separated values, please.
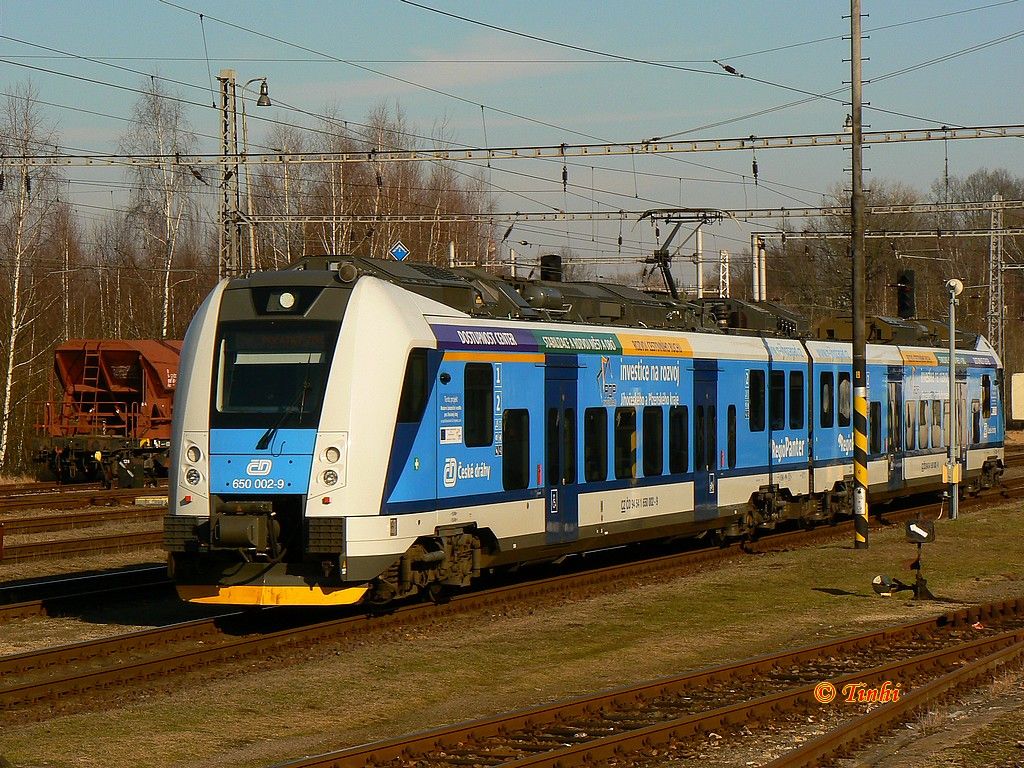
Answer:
[693, 360, 719, 521]
[886, 367, 903, 490]
[767, 362, 806, 481]
[544, 356, 579, 545]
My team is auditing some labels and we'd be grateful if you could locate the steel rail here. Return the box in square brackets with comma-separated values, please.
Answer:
[0, 530, 162, 563]
[0, 505, 165, 536]
[0, 486, 166, 513]
[0, 482, 65, 495]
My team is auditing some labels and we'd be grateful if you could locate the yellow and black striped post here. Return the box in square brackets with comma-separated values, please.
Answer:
[850, 0, 869, 548]
[853, 388, 870, 547]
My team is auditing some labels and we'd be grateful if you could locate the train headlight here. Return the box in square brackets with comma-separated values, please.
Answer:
[186, 445, 202, 463]
[278, 291, 296, 309]
[185, 467, 201, 486]
[324, 446, 341, 464]
[322, 469, 339, 486]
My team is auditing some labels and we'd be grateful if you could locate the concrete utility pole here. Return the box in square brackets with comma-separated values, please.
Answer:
[850, 0, 870, 549]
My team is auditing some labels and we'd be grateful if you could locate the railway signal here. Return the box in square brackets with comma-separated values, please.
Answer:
[896, 269, 916, 319]
[873, 517, 937, 599]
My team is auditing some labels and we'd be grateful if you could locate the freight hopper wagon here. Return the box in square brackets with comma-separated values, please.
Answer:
[34, 339, 182, 487]
[165, 256, 1004, 607]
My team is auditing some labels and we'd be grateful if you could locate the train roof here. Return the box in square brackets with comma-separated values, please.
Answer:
[280, 255, 989, 351]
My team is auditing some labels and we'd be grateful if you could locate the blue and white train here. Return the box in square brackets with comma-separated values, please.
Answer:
[164, 256, 1005, 606]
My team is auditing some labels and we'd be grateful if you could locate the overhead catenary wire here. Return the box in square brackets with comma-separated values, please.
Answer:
[4, 2, 1020, 283]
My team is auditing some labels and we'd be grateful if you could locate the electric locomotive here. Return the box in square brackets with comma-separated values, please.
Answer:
[164, 256, 1004, 606]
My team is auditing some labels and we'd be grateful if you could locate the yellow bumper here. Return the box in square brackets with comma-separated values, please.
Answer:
[177, 583, 369, 606]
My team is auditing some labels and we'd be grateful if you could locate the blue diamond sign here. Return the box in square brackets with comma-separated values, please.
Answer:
[389, 241, 410, 261]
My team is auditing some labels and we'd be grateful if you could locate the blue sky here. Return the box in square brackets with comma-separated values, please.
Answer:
[1, 0, 1022, 277]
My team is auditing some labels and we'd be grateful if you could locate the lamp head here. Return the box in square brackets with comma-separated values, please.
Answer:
[256, 80, 271, 107]
[945, 278, 964, 297]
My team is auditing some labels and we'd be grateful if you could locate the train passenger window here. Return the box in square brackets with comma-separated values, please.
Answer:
[932, 401, 943, 448]
[695, 407, 705, 471]
[669, 405, 689, 474]
[972, 400, 981, 443]
[886, 399, 895, 452]
[727, 405, 737, 469]
[943, 400, 951, 446]
[397, 349, 429, 423]
[887, 383, 901, 452]
[958, 399, 966, 449]
[905, 401, 916, 450]
[584, 408, 607, 482]
[464, 364, 493, 447]
[982, 375, 992, 418]
[918, 401, 929, 449]
[642, 406, 664, 477]
[614, 407, 637, 480]
[838, 372, 852, 427]
[869, 401, 881, 454]
[769, 371, 785, 431]
[708, 406, 718, 470]
[546, 408, 560, 488]
[502, 409, 530, 490]
[748, 370, 766, 432]
[820, 373, 834, 428]
[563, 409, 576, 485]
[789, 371, 804, 430]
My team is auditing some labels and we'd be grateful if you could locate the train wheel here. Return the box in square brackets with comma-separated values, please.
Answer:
[426, 582, 451, 604]
[55, 456, 77, 484]
[743, 511, 759, 542]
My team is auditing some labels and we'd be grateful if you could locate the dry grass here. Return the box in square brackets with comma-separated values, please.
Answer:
[1, 499, 1022, 768]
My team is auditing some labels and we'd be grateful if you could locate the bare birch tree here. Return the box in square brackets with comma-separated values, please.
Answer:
[0, 84, 63, 468]
[118, 78, 199, 338]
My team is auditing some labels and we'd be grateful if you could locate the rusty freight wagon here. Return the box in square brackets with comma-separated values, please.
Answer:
[33, 339, 182, 487]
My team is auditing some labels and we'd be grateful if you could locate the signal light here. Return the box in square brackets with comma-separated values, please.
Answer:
[896, 269, 916, 319]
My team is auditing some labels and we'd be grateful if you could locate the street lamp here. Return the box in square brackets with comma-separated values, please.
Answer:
[946, 278, 964, 520]
[240, 77, 271, 272]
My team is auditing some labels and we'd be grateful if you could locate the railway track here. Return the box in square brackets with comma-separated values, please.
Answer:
[0, 485, 166, 513]
[0, 481, 67, 495]
[0, 565, 169, 621]
[0, 529, 162, 563]
[0, 504, 164, 535]
[2, 479, 1022, 723]
[271, 599, 1024, 768]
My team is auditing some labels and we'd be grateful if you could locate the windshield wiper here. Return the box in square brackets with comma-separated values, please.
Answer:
[255, 376, 312, 451]
[255, 405, 298, 451]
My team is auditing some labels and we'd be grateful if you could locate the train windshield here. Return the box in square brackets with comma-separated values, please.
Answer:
[211, 320, 341, 429]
